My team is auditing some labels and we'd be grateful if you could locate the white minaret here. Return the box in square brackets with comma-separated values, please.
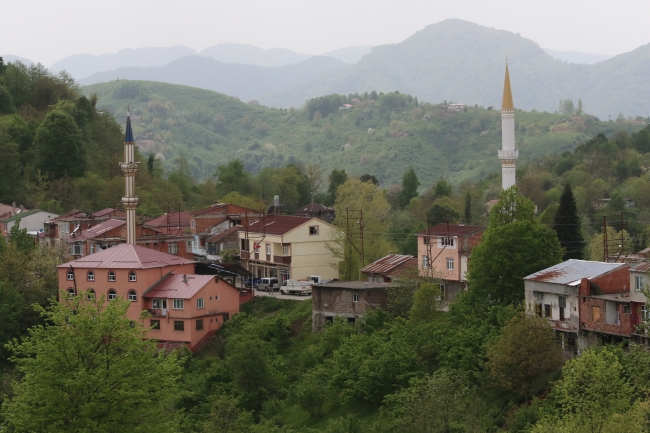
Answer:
[498, 62, 517, 190]
[120, 112, 139, 244]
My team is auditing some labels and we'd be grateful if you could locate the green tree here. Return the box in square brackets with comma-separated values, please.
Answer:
[326, 169, 348, 206]
[410, 281, 446, 323]
[433, 178, 453, 199]
[290, 365, 332, 418]
[464, 191, 472, 224]
[487, 310, 562, 402]
[553, 184, 585, 260]
[2, 295, 182, 432]
[398, 167, 420, 208]
[215, 159, 252, 196]
[468, 188, 562, 307]
[34, 109, 86, 179]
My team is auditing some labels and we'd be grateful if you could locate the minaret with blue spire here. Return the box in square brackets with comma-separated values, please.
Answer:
[120, 109, 139, 244]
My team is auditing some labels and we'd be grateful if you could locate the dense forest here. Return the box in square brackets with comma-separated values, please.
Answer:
[4, 56, 650, 431]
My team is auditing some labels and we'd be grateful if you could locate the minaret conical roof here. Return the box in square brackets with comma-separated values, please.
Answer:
[125, 113, 134, 143]
[502, 63, 514, 110]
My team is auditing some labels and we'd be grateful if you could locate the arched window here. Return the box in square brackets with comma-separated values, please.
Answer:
[108, 289, 117, 301]
[108, 271, 116, 282]
[86, 289, 95, 301]
[127, 290, 137, 302]
[87, 271, 95, 282]
[67, 288, 76, 299]
[129, 271, 136, 282]
[66, 270, 74, 280]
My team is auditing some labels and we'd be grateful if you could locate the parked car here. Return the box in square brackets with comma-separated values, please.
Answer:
[244, 277, 261, 288]
[280, 280, 312, 296]
[256, 277, 279, 292]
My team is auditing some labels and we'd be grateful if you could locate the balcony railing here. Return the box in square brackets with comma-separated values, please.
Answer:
[498, 149, 519, 158]
[273, 255, 292, 265]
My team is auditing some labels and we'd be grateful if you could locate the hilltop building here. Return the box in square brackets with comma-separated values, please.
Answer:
[499, 62, 517, 190]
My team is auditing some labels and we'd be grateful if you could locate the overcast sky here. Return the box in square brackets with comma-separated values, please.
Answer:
[2, 0, 649, 66]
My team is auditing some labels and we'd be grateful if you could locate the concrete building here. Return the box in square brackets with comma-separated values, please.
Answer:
[416, 224, 485, 301]
[1, 209, 59, 238]
[499, 62, 517, 190]
[524, 260, 629, 356]
[239, 215, 339, 282]
[360, 254, 417, 283]
[312, 281, 390, 331]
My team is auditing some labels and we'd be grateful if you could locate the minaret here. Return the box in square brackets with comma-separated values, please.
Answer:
[499, 61, 517, 190]
[120, 112, 139, 244]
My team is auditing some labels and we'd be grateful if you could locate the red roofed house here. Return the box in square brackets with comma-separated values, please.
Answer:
[360, 254, 417, 283]
[189, 204, 263, 261]
[294, 202, 335, 224]
[416, 224, 486, 301]
[57, 114, 241, 352]
[144, 211, 191, 235]
[43, 208, 125, 246]
[239, 215, 339, 282]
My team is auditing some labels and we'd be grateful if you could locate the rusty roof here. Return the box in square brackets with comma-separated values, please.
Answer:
[416, 224, 485, 237]
[316, 281, 392, 290]
[360, 254, 415, 275]
[144, 212, 191, 228]
[631, 262, 650, 273]
[246, 215, 316, 236]
[524, 259, 627, 286]
[295, 202, 333, 214]
[191, 203, 260, 217]
[207, 225, 241, 243]
[67, 219, 125, 243]
[144, 274, 215, 299]
[92, 208, 120, 218]
[58, 243, 194, 269]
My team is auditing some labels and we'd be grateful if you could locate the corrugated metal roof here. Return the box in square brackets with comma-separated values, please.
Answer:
[144, 212, 191, 228]
[416, 223, 485, 237]
[524, 259, 627, 286]
[0, 209, 48, 223]
[247, 215, 314, 236]
[92, 208, 118, 218]
[207, 225, 241, 243]
[144, 274, 214, 299]
[67, 219, 125, 243]
[295, 202, 333, 213]
[631, 262, 650, 273]
[360, 254, 415, 275]
[58, 243, 194, 269]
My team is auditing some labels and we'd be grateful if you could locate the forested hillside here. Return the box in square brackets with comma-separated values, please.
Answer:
[81, 79, 634, 186]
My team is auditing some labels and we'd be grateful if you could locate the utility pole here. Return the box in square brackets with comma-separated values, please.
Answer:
[603, 216, 608, 262]
[345, 207, 351, 282]
[357, 210, 365, 281]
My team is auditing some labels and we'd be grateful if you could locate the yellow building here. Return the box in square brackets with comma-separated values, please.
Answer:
[238, 215, 339, 282]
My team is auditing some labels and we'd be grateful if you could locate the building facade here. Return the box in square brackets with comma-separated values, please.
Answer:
[1, 209, 60, 238]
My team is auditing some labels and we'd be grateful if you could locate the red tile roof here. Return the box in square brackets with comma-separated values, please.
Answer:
[360, 254, 416, 275]
[416, 224, 485, 237]
[207, 225, 241, 243]
[144, 274, 215, 299]
[67, 219, 125, 243]
[58, 243, 194, 269]
[246, 215, 315, 235]
[144, 212, 191, 228]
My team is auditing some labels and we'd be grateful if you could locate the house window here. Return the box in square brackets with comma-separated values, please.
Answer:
[128, 290, 137, 302]
[422, 255, 430, 268]
[66, 270, 74, 280]
[559, 296, 566, 321]
[129, 271, 137, 282]
[86, 289, 95, 301]
[636, 276, 644, 292]
[152, 299, 167, 309]
[168, 242, 178, 254]
[352, 294, 359, 303]
[67, 288, 76, 298]
[215, 295, 219, 301]
[108, 271, 116, 282]
[643, 305, 650, 322]
[446, 257, 454, 270]
[535, 303, 543, 317]
[544, 304, 551, 318]
[150, 319, 160, 330]
[71, 243, 83, 256]
[196, 319, 203, 331]
[90, 244, 95, 254]
[266, 244, 271, 255]
[197, 298, 204, 309]
[87, 271, 95, 282]
[191, 220, 195, 229]
[309, 226, 319, 235]
[592, 305, 602, 321]
[108, 289, 117, 301]
[173, 321, 184, 331]
[623, 304, 631, 314]
[441, 237, 454, 247]
[173, 299, 184, 310]
[283, 245, 289, 255]
[186, 240, 192, 250]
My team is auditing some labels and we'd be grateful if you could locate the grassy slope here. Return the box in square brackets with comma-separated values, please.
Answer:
[82, 80, 639, 187]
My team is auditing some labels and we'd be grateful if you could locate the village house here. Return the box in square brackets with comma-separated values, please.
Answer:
[42, 208, 125, 246]
[189, 203, 262, 262]
[360, 254, 417, 283]
[524, 259, 630, 356]
[206, 225, 242, 259]
[1, 209, 60, 238]
[416, 224, 485, 301]
[143, 211, 191, 235]
[294, 202, 335, 224]
[311, 281, 390, 331]
[239, 214, 339, 282]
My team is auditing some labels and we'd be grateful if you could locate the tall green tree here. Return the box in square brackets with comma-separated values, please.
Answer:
[398, 167, 420, 208]
[326, 169, 348, 206]
[34, 109, 86, 179]
[553, 184, 585, 260]
[467, 188, 563, 307]
[214, 159, 251, 197]
[433, 178, 453, 199]
[464, 191, 472, 224]
[2, 295, 182, 432]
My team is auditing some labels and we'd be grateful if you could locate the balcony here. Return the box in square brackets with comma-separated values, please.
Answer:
[498, 149, 518, 159]
[273, 255, 292, 265]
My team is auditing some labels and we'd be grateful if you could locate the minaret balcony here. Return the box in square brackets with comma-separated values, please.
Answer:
[119, 162, 140, 173]
[498, 149, 518, 160]
[122, 197, 139, 206]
